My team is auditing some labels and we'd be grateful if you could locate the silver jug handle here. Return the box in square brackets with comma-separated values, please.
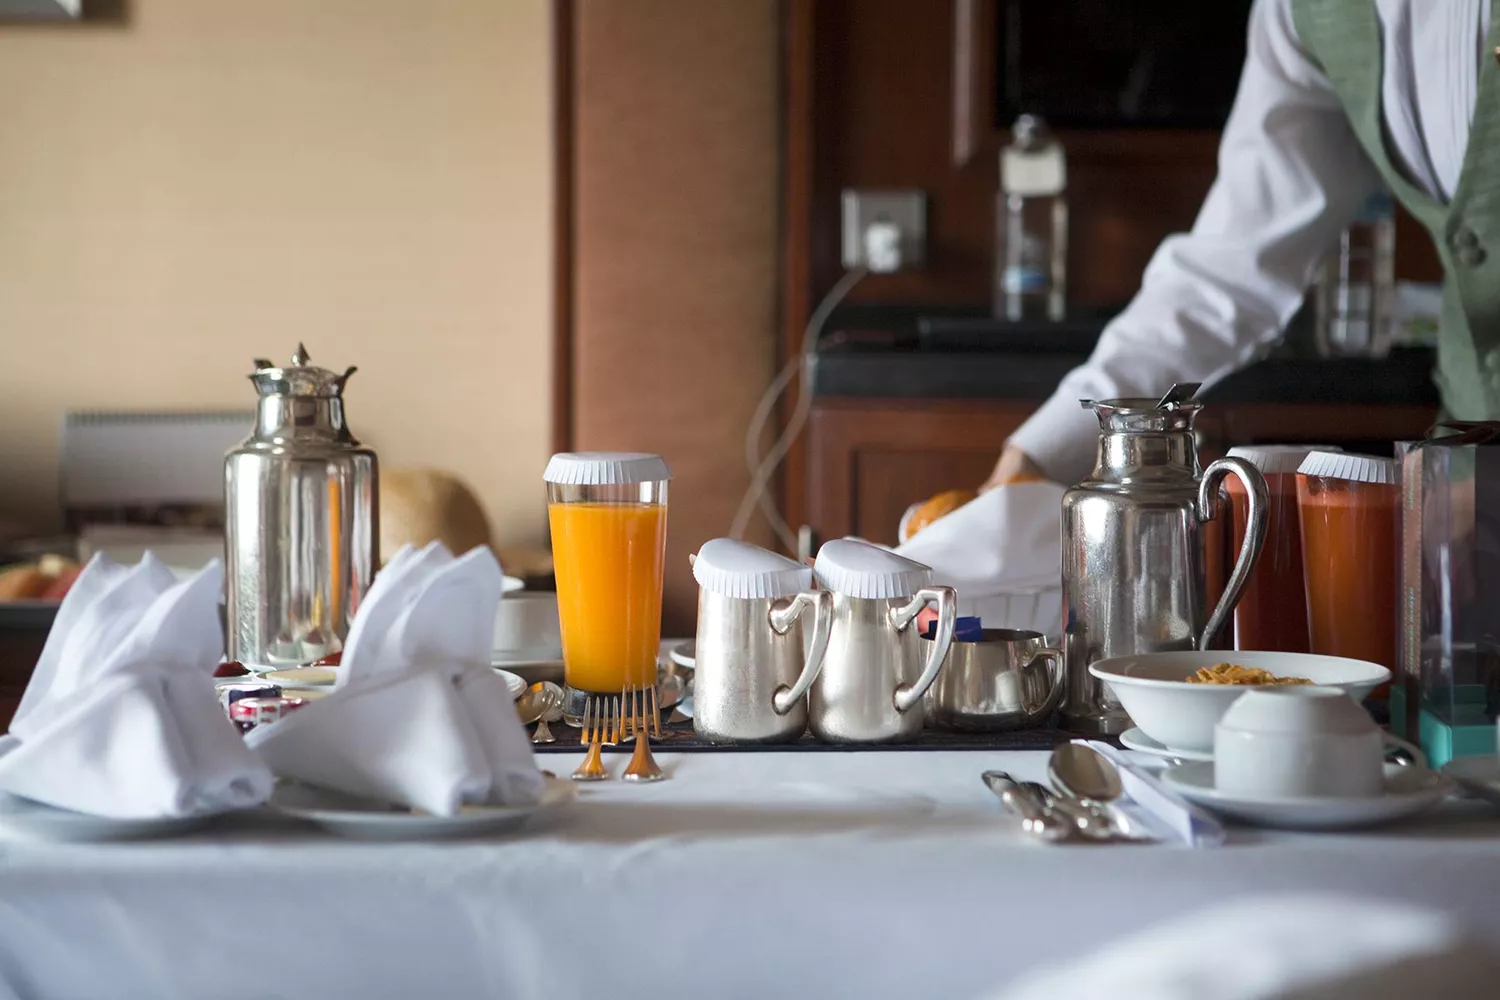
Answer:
[1025, 647, 1066, 717]
[768, 589, 833, 716]
[890, 585, 957, 713]
[1196, 457, 1268, 651]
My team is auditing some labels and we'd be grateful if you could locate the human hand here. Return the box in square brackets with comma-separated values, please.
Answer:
[980, 443, 1047, 492]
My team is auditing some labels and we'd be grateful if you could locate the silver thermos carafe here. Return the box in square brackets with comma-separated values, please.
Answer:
[1060, 384, 1267, 734]
[225, 345, 378, 668]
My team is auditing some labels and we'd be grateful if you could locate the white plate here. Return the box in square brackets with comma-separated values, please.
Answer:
[667, 640, 695, 671]
[263, 666, 338, 687]
[1443, 756, 1500, 806]
[1161, 761, 1454, 830]
[1089, 651, 1390, 754]
[267, 775, 574, 840]
[494, 668, 526, 700]
[1120, 727, 1213, 763]
[0, 791, 232, 842]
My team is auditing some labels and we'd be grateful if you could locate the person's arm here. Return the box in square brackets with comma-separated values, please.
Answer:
[988, 0, 1385, 489]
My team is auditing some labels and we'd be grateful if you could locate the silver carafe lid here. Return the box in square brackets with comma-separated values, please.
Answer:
[249, 343, 356, 400]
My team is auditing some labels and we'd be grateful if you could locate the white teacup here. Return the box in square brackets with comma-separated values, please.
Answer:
[1214, 686, 1424, 799]
[492, 591, 562, 659]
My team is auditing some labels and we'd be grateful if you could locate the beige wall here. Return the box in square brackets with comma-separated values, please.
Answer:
[0, 0, 552, 548]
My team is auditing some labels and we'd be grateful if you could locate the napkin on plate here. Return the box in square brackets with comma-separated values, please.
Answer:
[0, 554, 273, 818]
[894, 483, 1065, 634]
[246, 542, 546, 816]
[1079, 740, 1226, 848]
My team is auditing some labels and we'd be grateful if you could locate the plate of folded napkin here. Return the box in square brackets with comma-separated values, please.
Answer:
[0, 786, 236, 842]
[268, 775, 575, 840]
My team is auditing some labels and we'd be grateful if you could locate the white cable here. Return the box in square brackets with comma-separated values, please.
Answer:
[730, 266, 869, 550]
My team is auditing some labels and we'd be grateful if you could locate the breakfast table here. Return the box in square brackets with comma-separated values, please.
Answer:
[5, 749, 1500, 1000]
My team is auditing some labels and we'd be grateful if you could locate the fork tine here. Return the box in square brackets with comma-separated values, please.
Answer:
[578, 697, 591, 746]
[650, 684, 661, 739]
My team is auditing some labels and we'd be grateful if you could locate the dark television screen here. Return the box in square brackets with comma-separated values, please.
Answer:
[997, 0, 1254, 129]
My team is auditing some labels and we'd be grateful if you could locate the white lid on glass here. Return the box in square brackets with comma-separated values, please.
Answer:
[813, 538, 932, 599]
[1296, 451, 1398, 485]
[543, 452, 672, 485]
[1226, 444, 1344, 476]
[693, 538, 811, 599]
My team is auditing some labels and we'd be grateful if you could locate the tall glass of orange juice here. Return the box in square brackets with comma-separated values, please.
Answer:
[544, 452, 670, 722]
[1296, 451, 1399, 690]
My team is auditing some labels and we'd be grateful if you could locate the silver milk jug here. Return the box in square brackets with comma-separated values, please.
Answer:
[225, 345, 378, 668]
[1060, 384, 1267, 734]
[807, 538, 957, 743]
[690, 539, 832, 744]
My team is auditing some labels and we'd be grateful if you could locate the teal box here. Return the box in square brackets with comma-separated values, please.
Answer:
[1398, 426, 1500, 766]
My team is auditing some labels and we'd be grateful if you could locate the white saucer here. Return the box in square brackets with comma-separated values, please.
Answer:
[0, 790, 232, 842]
[268, 775, 574, 840]
[667, 640, 695, 671]
[1161, 761, 1454, 830]
[1443, 756, 1500, 806]
[1120, 727, 1213, 763]
[493, 668, 526, 700]
[263, 666, 337, 687]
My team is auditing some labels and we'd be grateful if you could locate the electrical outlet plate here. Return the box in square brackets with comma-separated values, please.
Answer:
[841, 189, 926, 270]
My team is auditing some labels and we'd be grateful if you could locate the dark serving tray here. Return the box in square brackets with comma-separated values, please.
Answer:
[0, 602, 59, 632]
[532, 717, 1112, 753]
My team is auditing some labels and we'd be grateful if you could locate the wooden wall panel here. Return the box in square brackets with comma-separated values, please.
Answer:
[572, 0, 781, 634]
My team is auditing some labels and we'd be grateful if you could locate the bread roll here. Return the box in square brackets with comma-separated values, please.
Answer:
[899, 489, 977, 542]
[379, 468, 493, 562]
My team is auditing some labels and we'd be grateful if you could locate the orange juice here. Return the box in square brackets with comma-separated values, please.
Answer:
[548, 501, 666, 692]
[1297, 478, 1399, 672]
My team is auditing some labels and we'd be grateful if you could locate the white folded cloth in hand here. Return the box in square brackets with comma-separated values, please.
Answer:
[894, 482, 1064, 597]
[993, 894, 1500, 1000]
[894, 483, 1065, 634]
[0, 554, 273, 818]
[247, 542, 546, 815]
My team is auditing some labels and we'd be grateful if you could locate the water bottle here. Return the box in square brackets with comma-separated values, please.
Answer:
[1315, 191, 1396, 358]
[995, 114, 1067, 323]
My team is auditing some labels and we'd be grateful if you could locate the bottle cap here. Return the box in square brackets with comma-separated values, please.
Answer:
[1296, 451, 1399, 485]
[543, 452, 672, 486]
[813, 538, 932, 600]
[692, 538, 812, 599]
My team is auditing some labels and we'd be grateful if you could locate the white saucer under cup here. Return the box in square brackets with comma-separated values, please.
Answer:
[1214, 686, 1423, 800]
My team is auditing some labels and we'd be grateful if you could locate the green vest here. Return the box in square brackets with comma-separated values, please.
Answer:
[1292, 0, 1500, 418]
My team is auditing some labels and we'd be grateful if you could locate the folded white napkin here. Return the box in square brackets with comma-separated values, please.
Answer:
[994, 894, 1500, 1000]
[247, 543, 546, 816]
[1079, 741, 1225, 848]
[894, 483, 1063, 597]
[0, 554, 273, 818]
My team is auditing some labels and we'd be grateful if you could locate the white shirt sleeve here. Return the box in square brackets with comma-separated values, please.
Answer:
[1007, 0, 1386, 484]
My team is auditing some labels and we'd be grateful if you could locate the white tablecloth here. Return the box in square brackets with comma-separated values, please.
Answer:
[4, 750, 1500, 1000]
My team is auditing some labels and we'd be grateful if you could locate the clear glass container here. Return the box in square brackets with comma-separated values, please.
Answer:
[543, 452, 670, 723]
[994, 114, 1067, 322]
[1314, 190, 1395, 358]
[1296, 453, 1399, 682]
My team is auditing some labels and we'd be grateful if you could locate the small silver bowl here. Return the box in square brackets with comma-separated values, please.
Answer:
[922, 628, 1064, 731]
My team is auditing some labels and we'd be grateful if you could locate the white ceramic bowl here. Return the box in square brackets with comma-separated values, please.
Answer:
[1088, 651, 1390, 753]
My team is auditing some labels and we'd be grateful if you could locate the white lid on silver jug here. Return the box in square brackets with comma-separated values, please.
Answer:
[1226, 444, 1343, 475]
[813, 537, 932, 599]
[692, 538, 811, 599]
[542, 452, 672, 485]
[1296, 451, 1398, 485]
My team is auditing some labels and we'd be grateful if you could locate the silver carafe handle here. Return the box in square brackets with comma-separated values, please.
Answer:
[768, 589, 833, 716]
[889, 585, 957, 713]
[1196, 457, 1268, 651]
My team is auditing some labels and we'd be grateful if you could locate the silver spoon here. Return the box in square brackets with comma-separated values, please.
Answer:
[981, 771, 1073, 842]
[1048, 743, 1140, 840]
[1022, 780, 1113, 841]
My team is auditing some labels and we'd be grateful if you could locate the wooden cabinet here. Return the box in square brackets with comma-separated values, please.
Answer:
[804, 398, 1437, 548]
